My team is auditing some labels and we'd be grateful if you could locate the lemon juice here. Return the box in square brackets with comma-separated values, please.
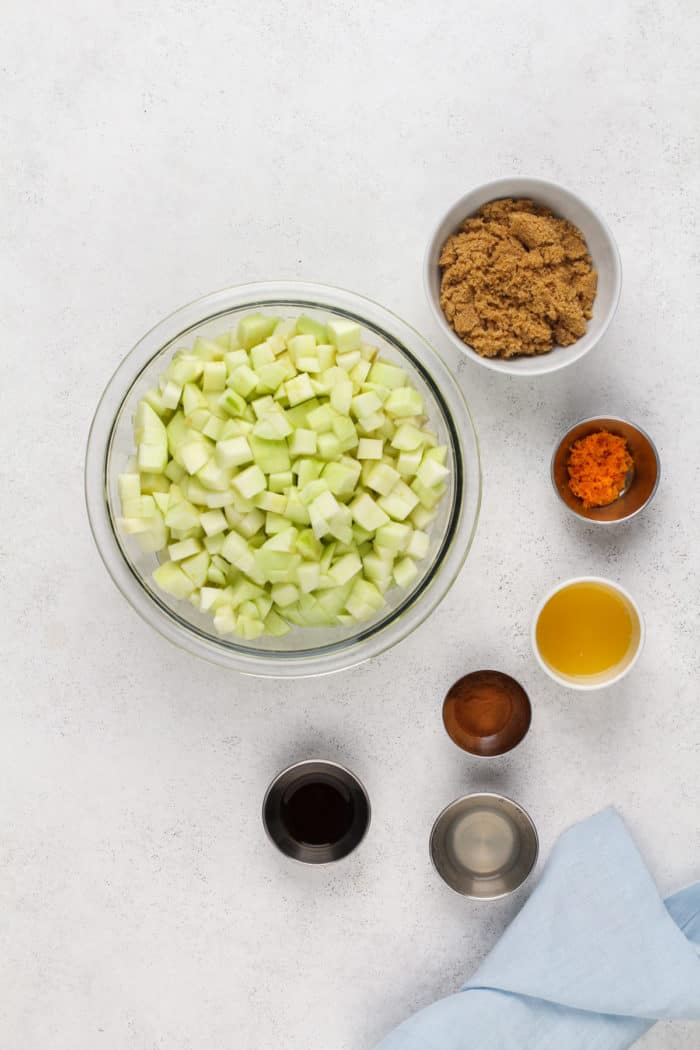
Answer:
[536, 581, 637, 679]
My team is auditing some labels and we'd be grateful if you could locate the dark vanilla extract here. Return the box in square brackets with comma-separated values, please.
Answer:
[281, 775, 355, 846]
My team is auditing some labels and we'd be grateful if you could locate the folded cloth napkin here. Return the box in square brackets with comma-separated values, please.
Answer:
[375, 808, 700, 1050]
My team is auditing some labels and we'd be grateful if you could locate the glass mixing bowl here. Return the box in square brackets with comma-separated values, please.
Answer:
[85, 282, 481, 677]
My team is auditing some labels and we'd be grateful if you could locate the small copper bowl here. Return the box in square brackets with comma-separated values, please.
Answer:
[551, 415, 660, 524]
[443, 671, 532, 757]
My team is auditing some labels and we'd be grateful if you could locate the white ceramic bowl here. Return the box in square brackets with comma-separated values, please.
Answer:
[531, 576, 645, 690]
[424, 177, 622, 377]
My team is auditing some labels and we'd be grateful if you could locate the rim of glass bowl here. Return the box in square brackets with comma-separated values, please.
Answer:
[85, 281, 481, 677]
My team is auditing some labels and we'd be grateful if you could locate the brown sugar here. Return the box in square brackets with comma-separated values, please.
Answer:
[438, 198, 598, 359]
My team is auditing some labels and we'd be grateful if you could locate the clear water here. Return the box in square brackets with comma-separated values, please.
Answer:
[446, 806, 518, 877]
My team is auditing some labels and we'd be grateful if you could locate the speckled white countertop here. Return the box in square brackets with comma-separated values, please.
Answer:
[3, 2, 699, 1047]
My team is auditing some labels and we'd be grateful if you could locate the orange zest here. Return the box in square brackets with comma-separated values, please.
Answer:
[566, 430, 634, 508]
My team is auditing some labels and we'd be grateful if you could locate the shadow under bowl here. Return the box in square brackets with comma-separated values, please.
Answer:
[552, 416, 660, 523]
[442, 670, 532, 757]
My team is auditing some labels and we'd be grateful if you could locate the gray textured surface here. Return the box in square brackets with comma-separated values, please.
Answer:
[2, 2, 699, 1048]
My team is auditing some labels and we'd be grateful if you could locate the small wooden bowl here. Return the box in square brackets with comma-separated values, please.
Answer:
[551, 416, 660, 524]
[443, 671, 532, 757]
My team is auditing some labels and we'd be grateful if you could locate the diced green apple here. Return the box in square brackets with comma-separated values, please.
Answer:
[367, 360, 407, 389]
[406, 529, 430, 560]
[228, 364, 259, 398]
[199, 509, 228, 536]
[271, 582, 299, 607]
[135, 401, 168, 473]
[393, 556, 418, 589]
[329, 552, 362, 586]
[153, 561, 196, 598]
[252, 411, 293, 440]
[416, 456, 450, 488]
[350, 492, 390, 532]
[181, 550, 210, 587]
[289, 428, 317, 457]
[296, 561, 321, 593]
[120, 310, 451, 638]
[168, 537, 202, 561]
[326, 319, 362, 353]
[397, 449, 423, 476]
[357, 438, 383, 459]
[254, 490, 287, 514]
[249, 343, 275, 370]
[377, 480, 420, 521]
[237, 313, 279, 350]
[180, 440, 211, 476]
[322, 460, 361, 497]
[285, 373, 315, 406]
[202, 361, 227, 391]
[366, 462, 400, 497]
[232, 464, 266, 499]
[215, 435, 253, 469]
[249, 436, 291, 474]
[295, 315, 328, 343]
[374, 522, 412, 552]
[385, 387, 424, 418]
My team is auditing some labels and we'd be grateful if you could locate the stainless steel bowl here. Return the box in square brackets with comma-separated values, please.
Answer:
[429, 792, 538, 899]
[262, 759, 370, 864]
[551, 415, 660, 524]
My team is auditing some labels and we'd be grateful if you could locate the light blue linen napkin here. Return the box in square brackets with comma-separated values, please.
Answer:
[375, 808, 700, 1050]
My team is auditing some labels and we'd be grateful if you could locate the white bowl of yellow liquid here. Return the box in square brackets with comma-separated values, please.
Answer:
[532, 576, 645, 690]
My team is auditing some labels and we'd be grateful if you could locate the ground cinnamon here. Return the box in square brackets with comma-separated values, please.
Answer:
[439, 198, 597, 358]
[442, 671, 531, 758]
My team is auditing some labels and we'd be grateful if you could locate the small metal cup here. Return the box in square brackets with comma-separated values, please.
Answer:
[262, 759, 371, 864]
[551, 415, 660, 524]
[430, 792, 538, 899]
[442, 670, 532, 757]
